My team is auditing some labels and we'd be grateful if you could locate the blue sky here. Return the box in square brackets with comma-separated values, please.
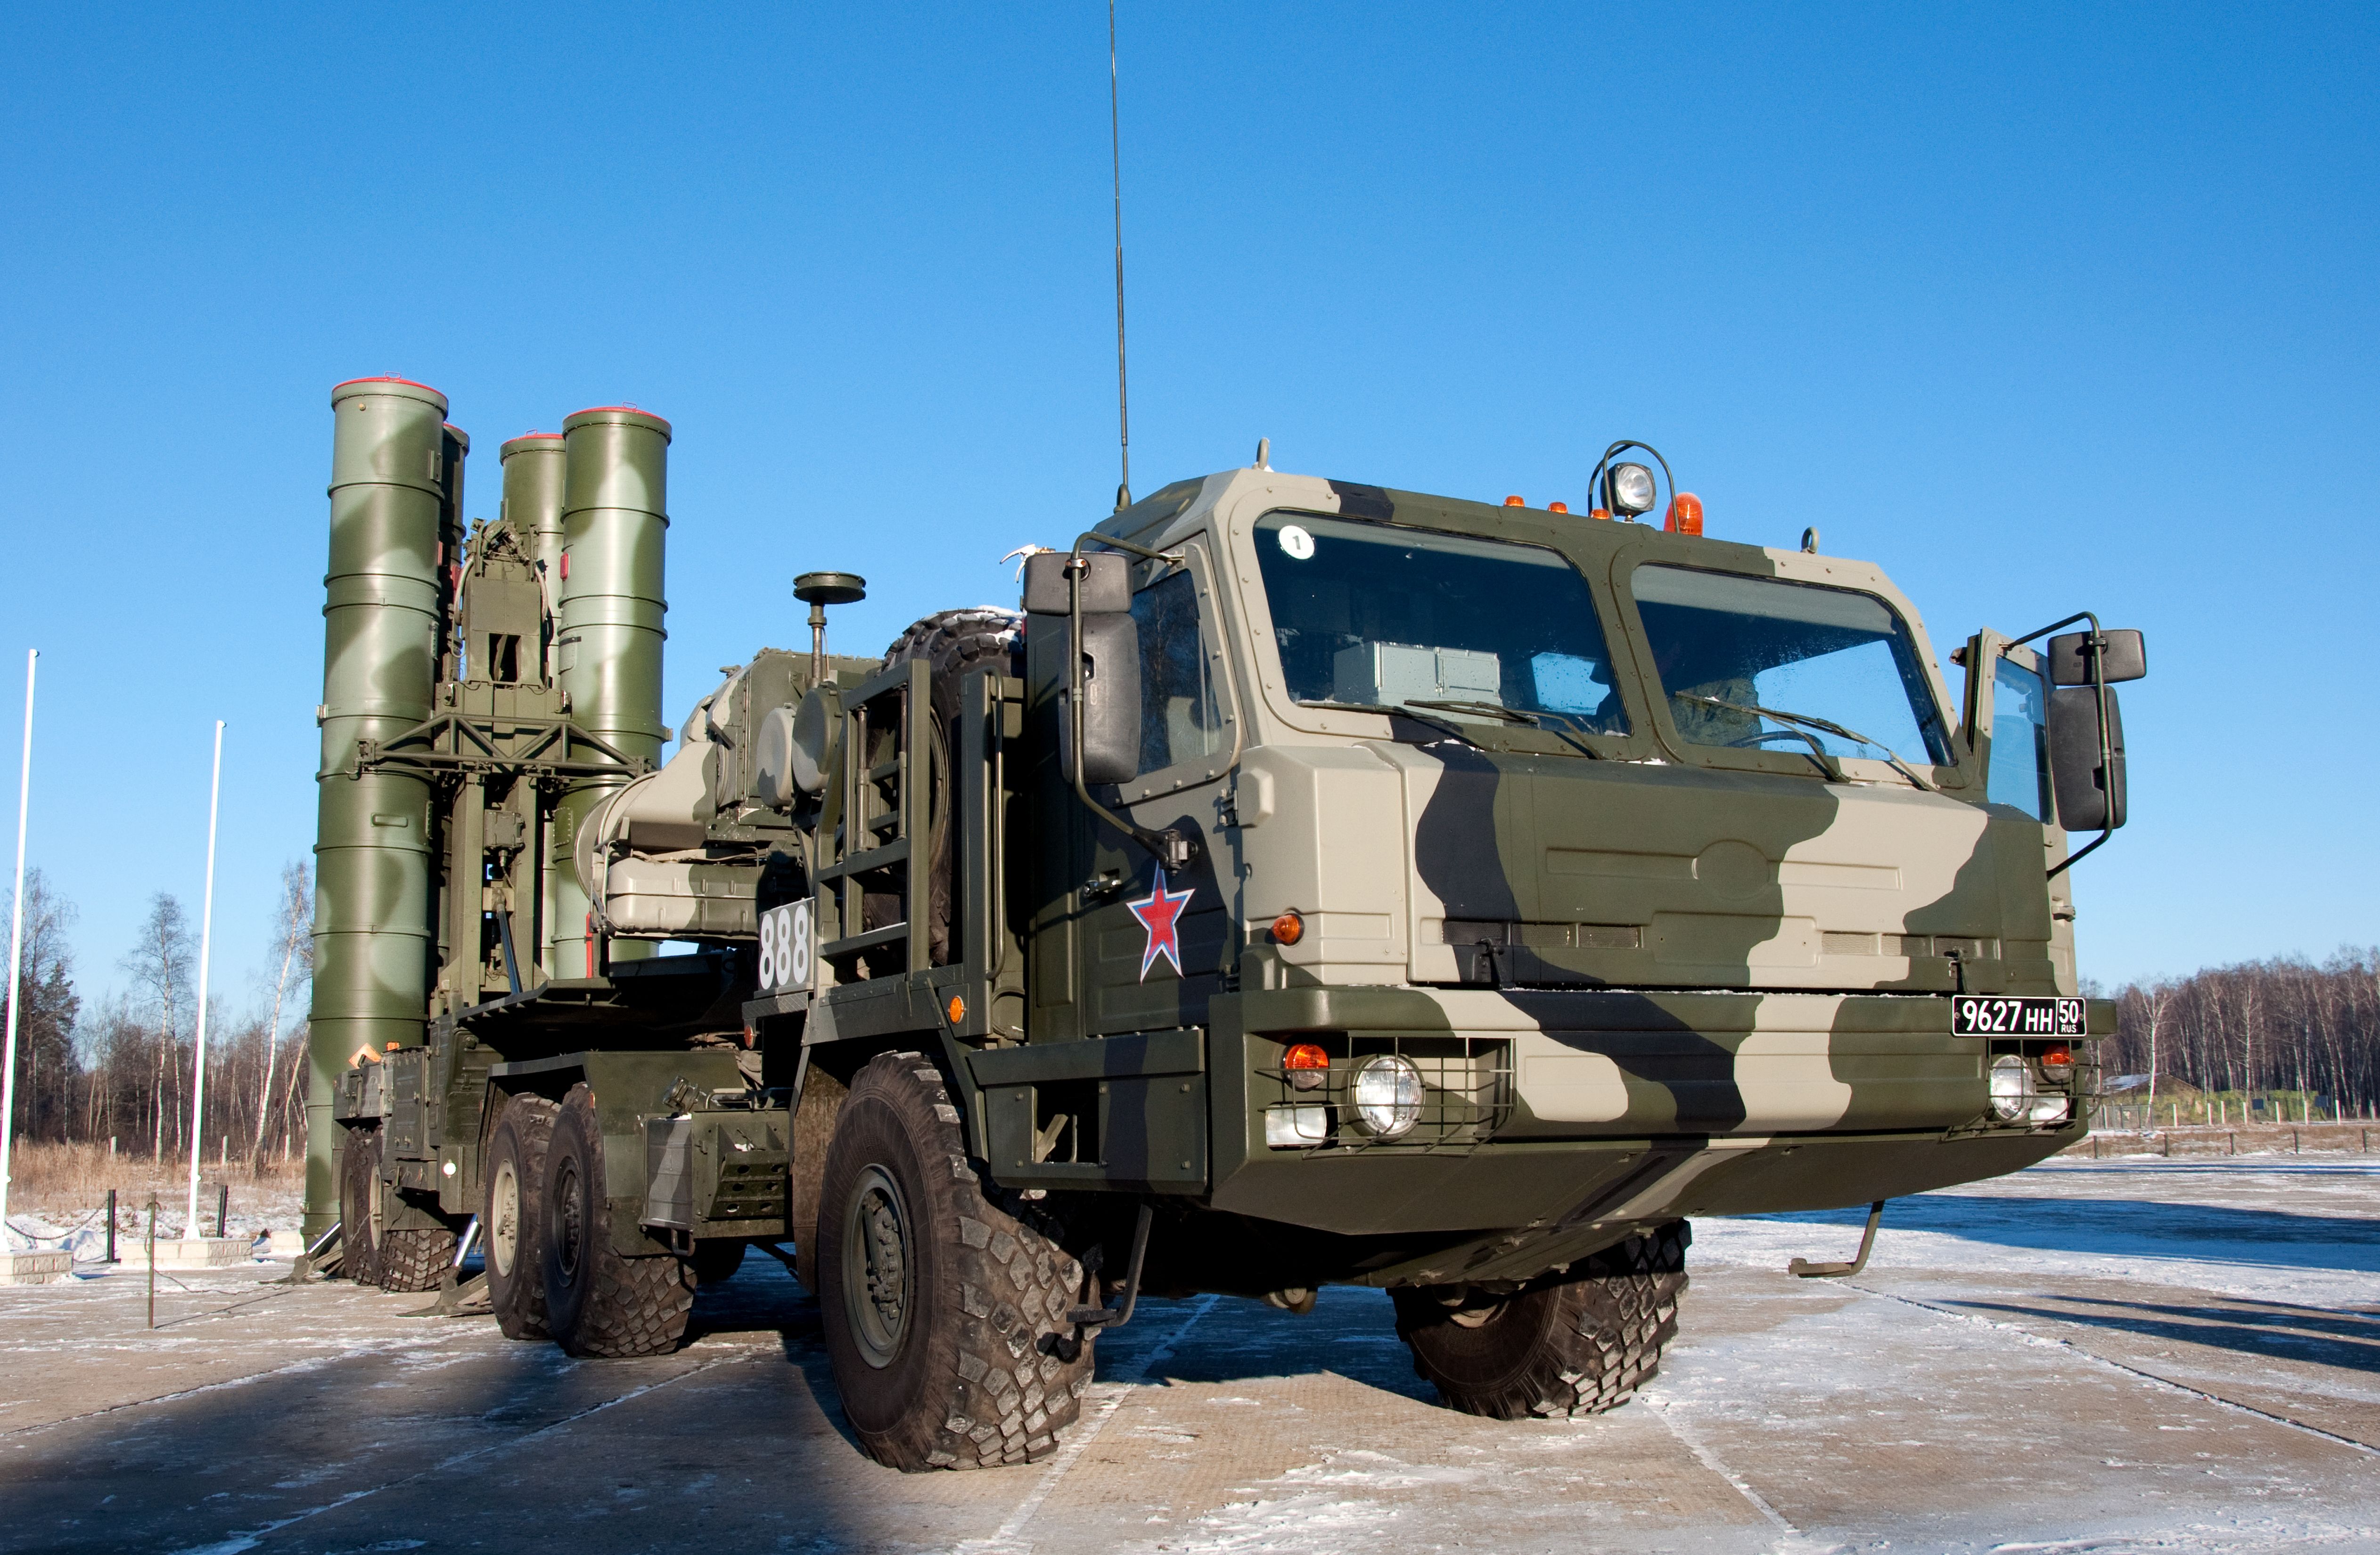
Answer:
[1, 2, 2373, 1017]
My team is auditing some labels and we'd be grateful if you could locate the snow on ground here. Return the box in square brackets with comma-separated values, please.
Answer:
[1692, 1154, 2380, 1309]
[5, 1184, 304, 1262]
[2, 1150, 2374, 1554]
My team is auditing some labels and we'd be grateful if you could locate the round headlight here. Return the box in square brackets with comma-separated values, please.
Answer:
[1988, 1054, 2035, 1122]
[1608, 462, 1657, 516]
[1352, 1055, 1425, 1138]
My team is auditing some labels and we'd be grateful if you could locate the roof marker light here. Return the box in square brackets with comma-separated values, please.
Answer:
[1503, 495, 1526, 507]
[1549, 501, 1569, 514]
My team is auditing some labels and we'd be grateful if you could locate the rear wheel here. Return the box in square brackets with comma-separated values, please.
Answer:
[336, 1129, 384, 1286]
[485, 1094, 559, 1339]
[375, 1220, 457, 1293]
[541, 1083, 694, 1357]
[818, 1051, 1092, 1471]
[1392, 1221, 1691, 1419]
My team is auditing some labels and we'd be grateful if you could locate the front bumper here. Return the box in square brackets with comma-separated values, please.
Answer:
[1206, 985, 2106, 1238]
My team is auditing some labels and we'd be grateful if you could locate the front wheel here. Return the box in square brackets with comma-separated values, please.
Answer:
[1393, 1221, 1691, 1419]
[541, 1084, 694, 1357]
[817, 1051, 1093, 1471]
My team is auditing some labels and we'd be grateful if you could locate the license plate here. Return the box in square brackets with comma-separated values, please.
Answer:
[1952, 995, 2085, 1037]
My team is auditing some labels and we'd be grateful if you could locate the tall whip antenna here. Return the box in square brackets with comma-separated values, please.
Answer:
[1109, 0, 1132, 511]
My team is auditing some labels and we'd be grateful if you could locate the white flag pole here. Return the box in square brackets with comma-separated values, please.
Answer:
[183, 721, 224, 1241]
[0, 650, 35, 1243]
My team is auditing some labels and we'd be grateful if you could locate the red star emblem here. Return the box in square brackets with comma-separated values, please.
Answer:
[1125, 867, 1195, 982]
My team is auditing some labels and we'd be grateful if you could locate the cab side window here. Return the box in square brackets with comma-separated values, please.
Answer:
[1131, 569, 1224, 775]
[1987, 654, 2053, 820]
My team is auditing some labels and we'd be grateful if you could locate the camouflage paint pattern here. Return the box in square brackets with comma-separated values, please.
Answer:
[307, 376, 454, 1236]
[984, 466, 2108, 1278]
[549, 407, 671, 976]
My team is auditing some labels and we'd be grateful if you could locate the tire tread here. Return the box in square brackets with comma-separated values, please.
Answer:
[1394, 1222, 1691, 1420]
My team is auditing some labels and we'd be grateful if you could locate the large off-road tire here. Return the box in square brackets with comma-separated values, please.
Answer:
[691, 1240, 747, 1286]
[375, 1221, 458, 1293]
[485, 1093, 559, 1340]
[1392, 1221, 1691, 1419]
[337, 1128, 384, 1286]
[818, 1051, 1093, 1471]
[879, 610, 1023, 965]
[541, 1084, 695, 1358]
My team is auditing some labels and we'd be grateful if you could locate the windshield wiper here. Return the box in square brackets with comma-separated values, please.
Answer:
[1305, 701, 1484, 750]
[1405, 697, 1533, 725]
[1406, 699, 1607, 759]
[1673, 693, 1937, 792]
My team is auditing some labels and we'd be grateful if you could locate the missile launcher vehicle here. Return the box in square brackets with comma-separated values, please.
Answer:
[312, 382, 2145, 1469]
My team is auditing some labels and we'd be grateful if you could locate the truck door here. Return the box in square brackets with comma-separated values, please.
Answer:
[1026, 541, 1241, 1044]
[1961, 629, 2076, 984]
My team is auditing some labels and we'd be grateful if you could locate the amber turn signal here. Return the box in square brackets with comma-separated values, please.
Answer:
[1271, 910, 1305, 945]
[2040, 1044, 2074, 1078]
[1283, 1042, 1330, 1091]
[946, 994, 966, 1025]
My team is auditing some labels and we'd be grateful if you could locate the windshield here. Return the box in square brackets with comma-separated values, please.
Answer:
[1253, 512, 1628, 733]
[1631, 565, 1952, 767]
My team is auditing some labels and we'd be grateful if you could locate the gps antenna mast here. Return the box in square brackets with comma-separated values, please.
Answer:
[1109, 0, 1132, 512]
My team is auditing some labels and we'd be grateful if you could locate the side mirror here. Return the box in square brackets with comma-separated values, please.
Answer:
[2046, 628, 2146, 686]
[1063, 614, 1141, 784]
[2048, 686, 2126, 831]
[1022, 551, 1131, 615]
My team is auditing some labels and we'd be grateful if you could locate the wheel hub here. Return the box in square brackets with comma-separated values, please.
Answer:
[490, 1160, 519, 1277]
[843, 1165, 911, 1369]
[551, 1158, 584, 1283]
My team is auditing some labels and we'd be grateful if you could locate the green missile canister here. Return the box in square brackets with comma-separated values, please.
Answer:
[307, 376, 452, 1236]
[549, 406, 671, 976]
[500, 432, 569, 674]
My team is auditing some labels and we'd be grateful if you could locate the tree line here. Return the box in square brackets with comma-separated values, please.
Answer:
[2102, 947, 2380, 1120]
[2, 863, 313, 1173]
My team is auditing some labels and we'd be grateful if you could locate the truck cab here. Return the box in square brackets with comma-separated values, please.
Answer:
[955, 466, 2110, 1293]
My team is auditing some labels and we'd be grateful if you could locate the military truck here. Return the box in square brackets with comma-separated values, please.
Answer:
[311, 378, 2144, 1470]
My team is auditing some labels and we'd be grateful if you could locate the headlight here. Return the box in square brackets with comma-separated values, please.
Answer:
[1264, 1104, 1330, 1148]
[1988, 1054, 2035, 1122]
[1608, 462, 1657, 517]
[1351, 1055, 1425, 1138]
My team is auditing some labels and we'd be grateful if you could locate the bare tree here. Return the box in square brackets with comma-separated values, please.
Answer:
[248, 861, 313, 1170]
[121, 893, 192, 1161]
[2110, 948, 2380, 1120]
